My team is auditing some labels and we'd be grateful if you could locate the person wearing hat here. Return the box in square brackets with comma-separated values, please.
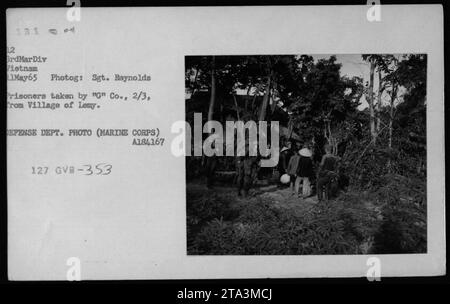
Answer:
[296, 143, 314, 198]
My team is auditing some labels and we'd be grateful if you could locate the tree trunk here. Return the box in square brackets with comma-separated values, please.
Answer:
[376, 69, 383, 132]
[207, 56, 216, 123]
[258, 74, 271, 121]
[323, 119, 338, 156]
[387, 83, 398, 173]
[245, 85, 251, 110]
[270, 82, 278, 114]
[232, 94, 240, 121]
[287, 118, 293, 140]
[368, 58, 377, 143]
[251, 93, 257, 115]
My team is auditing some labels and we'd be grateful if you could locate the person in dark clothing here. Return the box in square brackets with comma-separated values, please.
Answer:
[204, 142, 220, 189]
[258, 144, 273, 181]
[236, 155, 258, 197]
[317, 144, 340, 201]
[297, 145, 314, 198]
[278, 141, 292, 187]
[286, 150, 300, 195]
[280, 142, 294, 173]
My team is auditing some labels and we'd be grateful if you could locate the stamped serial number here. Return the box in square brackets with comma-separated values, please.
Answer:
[31, 163, 112, 176]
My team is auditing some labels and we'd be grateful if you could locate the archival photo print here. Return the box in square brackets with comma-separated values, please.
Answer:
[185, 54, 427, 255]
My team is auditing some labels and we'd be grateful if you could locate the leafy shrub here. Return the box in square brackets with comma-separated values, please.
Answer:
[186, 190, 238, 226]
[341, 135, 425, 191]
[371, 175, 426, 253]
[342, 141, 392, 190]
[333, 193, 380, 243]
[187, 174, 426, 255]
[191, 197, 365, 255]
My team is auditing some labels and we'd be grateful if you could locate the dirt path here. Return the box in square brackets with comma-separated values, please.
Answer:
[187, 181, 319, 217]
[258, 187, 319, 216]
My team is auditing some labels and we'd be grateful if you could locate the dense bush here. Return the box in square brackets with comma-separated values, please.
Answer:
[341, 140, 392, 190]
[371, 175, 426, 253]
[186, 190, 239, 251]
[186, 190, 238, 226]
[186, 170, 426, 255]
[341, 130, 425, 191]
[189, 196, 378, 255]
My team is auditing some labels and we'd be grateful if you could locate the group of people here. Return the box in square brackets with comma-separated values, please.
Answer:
[204, 139, 342, 201]
[279, 141, 341, 202]
[285, 143, 314, 198]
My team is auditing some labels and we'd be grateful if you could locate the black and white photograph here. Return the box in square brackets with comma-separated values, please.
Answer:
[186, 54, 427, 255]
[4, 3, 445, 281]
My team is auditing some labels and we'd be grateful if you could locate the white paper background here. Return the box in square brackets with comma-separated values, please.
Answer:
[7, 5, 445, 280]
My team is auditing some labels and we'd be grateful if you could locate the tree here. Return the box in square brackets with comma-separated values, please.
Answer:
[258, 69, 272, 121]
[375, 55, 400, 172]
[394, 54, 427, 175]
[376, 69, 384, 132]
[362, 55, 382, 143]
[207, 56, 216, 123]
[288, 56, 363, 156]
[368, 57, 377, 142]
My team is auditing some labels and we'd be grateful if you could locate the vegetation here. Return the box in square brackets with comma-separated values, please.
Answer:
[186, 54, 427, 255]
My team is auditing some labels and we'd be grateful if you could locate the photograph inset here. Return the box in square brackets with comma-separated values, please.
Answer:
[185, 54, 427, 255]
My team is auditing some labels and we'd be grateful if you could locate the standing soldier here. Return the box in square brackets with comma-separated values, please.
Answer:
[236, 145, 259, 197]
[203, 141, 219, 189]
[317, 144, 340, 201]
[204, 154, 217, 189]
